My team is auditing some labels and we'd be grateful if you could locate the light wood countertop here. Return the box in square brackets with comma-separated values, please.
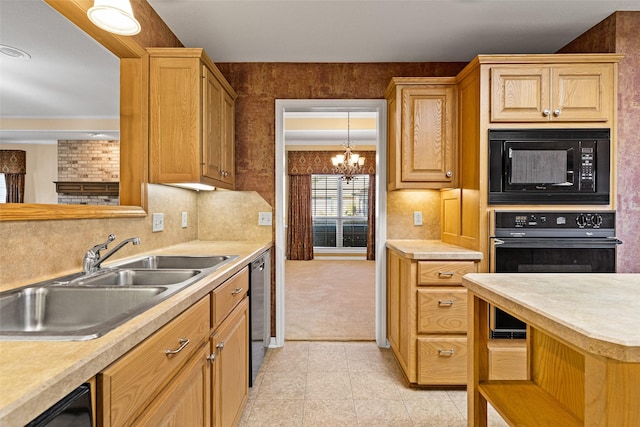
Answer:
[386, 239, 483, 260]
[0, 240, 271, 426]
[463, 273, 640, 362]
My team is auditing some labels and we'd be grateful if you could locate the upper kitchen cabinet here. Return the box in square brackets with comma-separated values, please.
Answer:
[490, 60, 616, 123]
[148, 48, 237, 190]
[386, 78, 458, 190]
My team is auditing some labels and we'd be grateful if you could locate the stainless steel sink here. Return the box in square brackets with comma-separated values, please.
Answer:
[0, 254, 239, 341]
[0, 286, 169, 341]
[114, 255, 237, 270]
[69, 269, 201, 287]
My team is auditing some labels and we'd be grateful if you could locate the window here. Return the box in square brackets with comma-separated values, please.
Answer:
[0, 174, 6, 203]
[311, 174, 369, 248]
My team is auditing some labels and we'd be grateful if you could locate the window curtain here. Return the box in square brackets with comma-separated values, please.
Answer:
[0, 150, 26, 203]
[287, 174, 314, 260]
[366, 174, 376, 260]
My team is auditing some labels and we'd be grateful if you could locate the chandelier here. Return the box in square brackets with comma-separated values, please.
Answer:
[331, 113, 365, 183]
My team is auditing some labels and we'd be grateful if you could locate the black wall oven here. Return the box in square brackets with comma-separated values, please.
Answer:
[490, 210, 620, 339]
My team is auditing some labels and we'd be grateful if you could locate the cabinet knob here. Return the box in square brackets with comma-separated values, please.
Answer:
[165, 337, 190, 355]
[543, 109, 551, 117]
[207, 353, 216, 362]
[553, 109, 561, 116]
[216, 342, 225, 350]
[446, 170, 453, 178]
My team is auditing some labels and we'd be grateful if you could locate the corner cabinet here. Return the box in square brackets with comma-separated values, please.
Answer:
[491, 63, 615, 122]
[387, 248, 478, 385]
[148, 48, 237, 190]
[385, 77, 458, 190]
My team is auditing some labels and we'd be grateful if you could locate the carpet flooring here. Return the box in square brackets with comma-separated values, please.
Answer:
[285, 260, 376, 341]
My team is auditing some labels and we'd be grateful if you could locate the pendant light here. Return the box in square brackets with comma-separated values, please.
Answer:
[87, 0, 141, 36]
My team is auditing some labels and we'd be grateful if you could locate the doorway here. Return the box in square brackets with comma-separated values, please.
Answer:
[274, 99, 387, 347]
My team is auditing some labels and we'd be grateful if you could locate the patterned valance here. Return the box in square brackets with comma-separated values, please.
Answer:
[0, 150, 26, 174]
[288, 150, 376, 175]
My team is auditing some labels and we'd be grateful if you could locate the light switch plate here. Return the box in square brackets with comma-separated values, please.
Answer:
[152, 213, 164, 232]
[258, 212, 272, 226]
[181, 212, 188, 228]
[413, 211, 423, 226]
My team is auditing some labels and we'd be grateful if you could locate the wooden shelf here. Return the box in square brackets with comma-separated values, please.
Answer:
[479, 381, 582, 427]
[55, 181, 119, 195]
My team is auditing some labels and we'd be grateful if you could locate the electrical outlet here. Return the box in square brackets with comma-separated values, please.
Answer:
[413, 211, 423, 226]
[181, 212, 188, 228]
[258, 212, 272, 226]
[152, 213, 164, 232]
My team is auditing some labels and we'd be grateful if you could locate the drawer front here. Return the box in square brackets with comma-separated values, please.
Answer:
[100, 296, 210, 427]
[418, 261, 475, 285]
[417, 288, 467, 334]
[417, 337, 467, 385]
[212, 267, 249, 329]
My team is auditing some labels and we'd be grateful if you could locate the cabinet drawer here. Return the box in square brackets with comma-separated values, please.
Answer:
[418, 261, 475, 285]
[417, 337, 467, 385]
[417, 288, 467, 334]
[212, 267, 248, 329]
[99, 296, 210, 427]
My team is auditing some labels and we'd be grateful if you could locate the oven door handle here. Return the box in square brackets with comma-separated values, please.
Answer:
[493, 237, 621, 249]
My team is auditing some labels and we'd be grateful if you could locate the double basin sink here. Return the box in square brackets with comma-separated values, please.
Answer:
[0, 255, 238, 341]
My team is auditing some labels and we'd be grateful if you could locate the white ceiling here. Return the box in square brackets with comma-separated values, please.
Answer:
[1, 0, 639, 144]
[147, 0, 640, 63]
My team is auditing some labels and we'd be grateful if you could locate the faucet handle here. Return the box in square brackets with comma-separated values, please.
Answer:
[90, 234, 116, 254]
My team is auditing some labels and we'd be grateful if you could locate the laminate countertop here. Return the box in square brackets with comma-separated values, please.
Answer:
[0, 240, 271, 426]
[386, 239, 483, 260]
[463, 273, 640, 362]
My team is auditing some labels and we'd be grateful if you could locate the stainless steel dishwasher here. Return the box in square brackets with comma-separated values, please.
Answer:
[249, 249, 270, 386]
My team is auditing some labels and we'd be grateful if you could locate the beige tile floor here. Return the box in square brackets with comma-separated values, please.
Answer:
[239, 341, 508, 427]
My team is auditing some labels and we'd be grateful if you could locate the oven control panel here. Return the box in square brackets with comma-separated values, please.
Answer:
[496, 211, 616, 230]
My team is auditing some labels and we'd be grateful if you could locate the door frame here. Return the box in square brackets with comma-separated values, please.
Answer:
[274, 99, 388, 347]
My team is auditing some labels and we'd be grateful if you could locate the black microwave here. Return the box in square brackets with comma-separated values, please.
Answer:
[489, 129, 610, 205]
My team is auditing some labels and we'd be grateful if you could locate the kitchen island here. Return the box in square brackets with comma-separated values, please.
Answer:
[463, 273, 640, 426]
[0, 240, 271, 426]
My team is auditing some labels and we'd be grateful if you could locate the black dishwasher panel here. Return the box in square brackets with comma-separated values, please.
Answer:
[25, 383, 92, 427]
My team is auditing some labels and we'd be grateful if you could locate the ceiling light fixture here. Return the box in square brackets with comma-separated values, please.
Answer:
[331, 112, 365, 184]
[0, 45, 31, 60]
[87, 0, 141, 36]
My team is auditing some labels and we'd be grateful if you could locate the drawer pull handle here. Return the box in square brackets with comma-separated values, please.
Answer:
[165, 338, 190, 355]
[438, 349, 455, 357]
[438, 300, 455, 307]
[231, 287, 244, 296]
[438, 272, 455, 277]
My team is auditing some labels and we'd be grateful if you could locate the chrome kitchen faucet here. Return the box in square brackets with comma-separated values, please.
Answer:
[82, 235, 141, 274]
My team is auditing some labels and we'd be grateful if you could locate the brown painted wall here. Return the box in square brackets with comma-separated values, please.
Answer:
[559, 11, 640, 273]
[215, 62, 467, 207]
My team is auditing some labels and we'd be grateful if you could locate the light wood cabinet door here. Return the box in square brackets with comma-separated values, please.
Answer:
[386, 78, 457, 190]
[132, 344, 211, 427]
[491, 63, 613, 122]
[211, 298, 249, 427]
[203, 66, 224, 183]
[149, 56, 201, 183]
[401, 85, 456, 184]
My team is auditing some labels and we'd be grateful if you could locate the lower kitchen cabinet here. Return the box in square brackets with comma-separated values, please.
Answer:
[98, 296, 210, 427]
[210, 297, 249, 427]
[133, 344, 211, 426]
[387, 248, 477, 385]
